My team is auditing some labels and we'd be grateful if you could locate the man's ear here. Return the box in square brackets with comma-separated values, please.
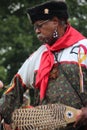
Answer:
[52, 17, 59, 26]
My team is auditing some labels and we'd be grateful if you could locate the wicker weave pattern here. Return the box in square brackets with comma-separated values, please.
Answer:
[11, 104, 77, 130]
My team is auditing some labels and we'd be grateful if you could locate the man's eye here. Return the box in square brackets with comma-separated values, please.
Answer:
[34, 24, 42, 30]
[38, 24, 43, 28]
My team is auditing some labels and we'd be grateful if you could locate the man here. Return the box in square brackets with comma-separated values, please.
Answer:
[0, 0, 87, 130]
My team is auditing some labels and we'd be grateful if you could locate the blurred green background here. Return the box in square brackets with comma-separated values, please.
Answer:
[0, 0, 87, 86]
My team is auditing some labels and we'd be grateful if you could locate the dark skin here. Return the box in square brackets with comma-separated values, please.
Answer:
[1, 17, 87, 130]
[34, 17, 66, 45]
[74, 107, 87, 128]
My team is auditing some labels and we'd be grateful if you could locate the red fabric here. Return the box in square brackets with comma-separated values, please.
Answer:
[35, 24, 85, 101]
[35, 50, 54, 100]
[22, 105, 33, 108]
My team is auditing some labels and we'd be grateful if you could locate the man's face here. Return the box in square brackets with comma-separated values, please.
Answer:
[34, 19, 58, 45]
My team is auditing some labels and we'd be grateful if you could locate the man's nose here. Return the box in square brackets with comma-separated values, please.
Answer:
[35, 28, 41, 34]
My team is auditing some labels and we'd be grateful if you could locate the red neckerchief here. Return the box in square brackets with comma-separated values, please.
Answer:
[35, 24, 85, 101]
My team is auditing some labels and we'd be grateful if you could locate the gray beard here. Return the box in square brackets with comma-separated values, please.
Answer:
[43, 36, 58, 46]
[37, 31, 59, 46]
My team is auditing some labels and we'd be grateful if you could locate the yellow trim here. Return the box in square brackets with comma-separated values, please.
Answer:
[4, 83, 15, 94]
[78, 53, 86, 63]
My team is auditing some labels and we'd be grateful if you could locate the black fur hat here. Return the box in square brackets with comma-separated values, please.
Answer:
[27, 0, 69, 24]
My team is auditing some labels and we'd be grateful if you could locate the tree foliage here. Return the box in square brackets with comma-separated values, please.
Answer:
[0, 0, 87, 85]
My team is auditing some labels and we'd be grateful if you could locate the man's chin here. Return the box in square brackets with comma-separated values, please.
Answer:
[38, 37, 57, 45]
[39, 39, 53, 45]
[38, 37, 46, 43]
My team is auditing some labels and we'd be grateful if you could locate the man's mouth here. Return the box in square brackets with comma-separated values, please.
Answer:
[37, 34, 45, 42]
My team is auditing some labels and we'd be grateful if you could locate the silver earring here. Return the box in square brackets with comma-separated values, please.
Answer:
[53, 29, 58, 38]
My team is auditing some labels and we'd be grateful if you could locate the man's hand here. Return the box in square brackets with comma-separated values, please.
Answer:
[0, 116, 12, 130]
[74, 107, 87, 127]
[0, 81, 3, 88]
[3, 123, 12, 130]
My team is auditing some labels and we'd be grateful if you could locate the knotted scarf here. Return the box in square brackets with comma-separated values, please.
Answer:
[35, 24, 85, 101]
